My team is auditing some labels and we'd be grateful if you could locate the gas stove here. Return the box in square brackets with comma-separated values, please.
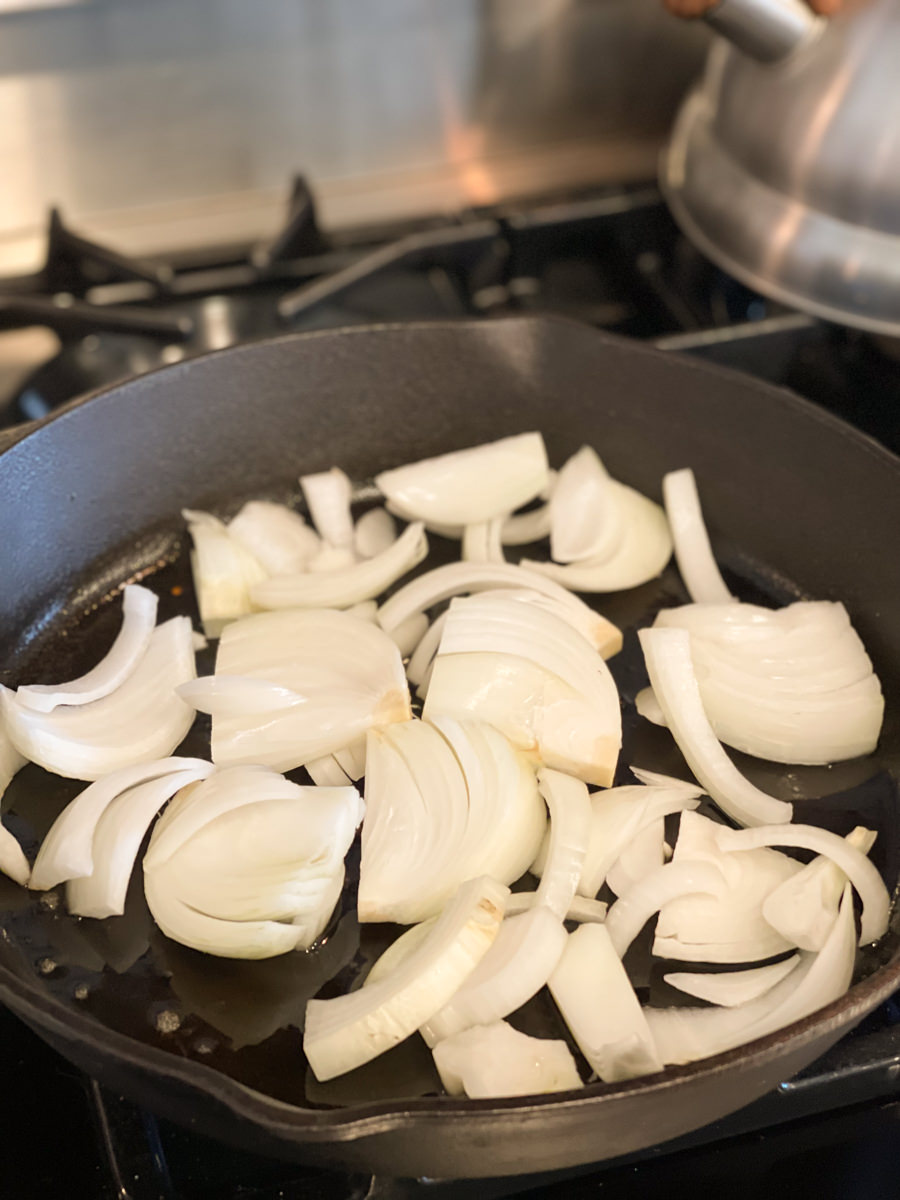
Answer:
[2, 178, 900, 1200]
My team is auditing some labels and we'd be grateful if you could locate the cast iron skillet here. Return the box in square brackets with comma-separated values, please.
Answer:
[0, 317, 898, 1179]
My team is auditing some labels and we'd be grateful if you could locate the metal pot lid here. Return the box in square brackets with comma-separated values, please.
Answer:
[661, 0, 900, 335]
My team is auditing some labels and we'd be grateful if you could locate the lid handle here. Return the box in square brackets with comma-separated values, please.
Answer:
[703, 0, 823, 61]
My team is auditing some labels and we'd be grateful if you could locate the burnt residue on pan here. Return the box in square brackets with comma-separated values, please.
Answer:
[1, 495, 898, 1112]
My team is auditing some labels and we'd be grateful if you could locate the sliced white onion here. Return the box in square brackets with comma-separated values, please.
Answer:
[629, 766, 704, 793]
[653, 810, 801, 963]
[549, 923, 662, 1082]
[363, 918, 438, 989]
[535, 768, 591, 920]
[227, 500, 320, 575]
[549, 445, 623, 564]
[354, 507, 397, 559]
[505, 892, 608, 923]
[377, 562, 623, 658]
[387, 612, 429, 660]
[358, 717, 545, 924]
[422, 906, 567, 1047]
[575, 783, 702, 899]
[304, 875, 508, 1081]
[462, 518, 505, 564]
[406, 612, 447, 690]
[433, 1021, 581, 1099]
[605, 861, 727, 957]
[202, 610, 410, 773]
[762, 827, 877, 952]
[300, 466, 355, 550]
[30, 756, 213, 891]
[521, 482, 672, 593]
[425, 594, 622, 786]
[176, 675, 306, 718]
[250, 522, 427, 610]
[183, 509, 268, 638]
[638, 626, 793, 827]
[334, 738, 366, 781]
[16, 585, 158, 713]
[606, 818, 666, 898]
[714, 823, 890, 945]
[646, 885, 856, 1065]
[2, 617, 197, 785]
[635, 686, 665, 727]
[502, 502, 552, 546]
[305, 755, 353, 787]
[66, 767, 209, 918]
[664, 955, 800, 1007]
[662, 468, 733, 605]
[345, 600, 379, 622]
[375, 433, 549, 527]
[0, 723, 30, 886]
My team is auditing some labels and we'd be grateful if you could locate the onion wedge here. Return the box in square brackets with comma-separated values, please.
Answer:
[250, 522, 427, 610]
[2, 617, 198, 784]
[375, 433, 549, 527]
[183, 509, 268, 637]
[433, 1020, 581, 1099]
[638, 626, 792, 827]
[662, 468, 733, 605]
[549, 923, 662, 1082]
[304, 875, 508, 1081]
[549, 445, 623, 564]
[714, 823, 890, 945]
[16, 585, 158, 713]
[30, 756, 213, 891]
[421, 906, 567, 1047]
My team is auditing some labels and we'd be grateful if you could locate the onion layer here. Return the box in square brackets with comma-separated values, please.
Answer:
[662, 468, 733, 605]
[433, 1020, 581, 1099]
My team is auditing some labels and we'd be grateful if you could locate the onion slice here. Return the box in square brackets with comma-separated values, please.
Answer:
[183, 509, 268, 637]
[502, 502, 552, 546]
[406, 613, 447, 690]
[535, 768, 591, 920]
[607, 818, 666, 897]
[549, 445, 623, 564]
[605, 861, 727, 957]
[506, 892, 608, 923]
[227, 501, 320, 575]
[304, 876, 508, 1081]
[30, 756, 214, 891]
[250, 521, 427, 610]
[714, 823, 890, 945]
[2, 617, 198, 785]
[66, 767, 209, 918]
[662, 468, 733, 605]
[462, 518, 505, 564]
[638, 626, 792, 827]
[17, 585, 158, 713]
[421, 906, 567, 1047]
[375, 433, 549, 527]
[300, 467, 355, 550]
[433, 1020, 581, 1099]
[664, 955, 801, 1007]
[354, 507, 397, 559]
[549, 923, 662, 1082]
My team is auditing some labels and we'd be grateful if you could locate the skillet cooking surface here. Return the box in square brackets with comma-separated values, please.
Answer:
[0, 317, 899, 1176]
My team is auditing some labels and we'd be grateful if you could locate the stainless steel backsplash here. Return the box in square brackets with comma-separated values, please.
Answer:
[0, 0, 707, 266]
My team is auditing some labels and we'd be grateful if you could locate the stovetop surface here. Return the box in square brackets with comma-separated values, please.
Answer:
[2, 180, 900, 1199]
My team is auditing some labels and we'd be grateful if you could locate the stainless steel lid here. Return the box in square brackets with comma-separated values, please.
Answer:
[661, 0, 900, 335]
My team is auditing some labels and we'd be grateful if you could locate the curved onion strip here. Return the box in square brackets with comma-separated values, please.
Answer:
[646, 886, 856, 1065]
[227, 501, 320, 575]
[17, 585, 158, 713]
[715, 823, 889, 945]
[304, 876, 508, 1081]
[521, 482, 672, 593]
[662, 468, 733, 605]
[305, 755, 353, 787]
[363, 918, 438, 989]
[388, 612, 429, 660]
[462, 518, 505, 564]
[433, 1021, 581, 1099]
[635, 686, 665, 727]
[377, 562, 622, 658]
[177, 675, 307, 718]
[374, 433, 549, 527]
[300, 467, 355, 550]
[607, 818, 665, 897]
[639, 627, 792, 827]
[762, 827, 876, 952]
[407, 613, 447, 689]
[144, 870, 303, 959]
[30, 755, 213, 891]
[506, 892, 608, 923]
[629, 767, 704, 794]
[664, 955, 800, 1007]
[549, 923, 662, 1083]
[421, 907, 567, 1047]
[66, 767, 209, 918]
[354, 507, 397, 559]
[605, 861, 727, 957]
[2, 617, 198, 786]
[576, 785, 702, 899]
[502, 502, 552, 546]
[250, 522, 427, 610]
[535, 768, 591, 920]
[549, 445, 623, 564]
[183, 509, 268, 638]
